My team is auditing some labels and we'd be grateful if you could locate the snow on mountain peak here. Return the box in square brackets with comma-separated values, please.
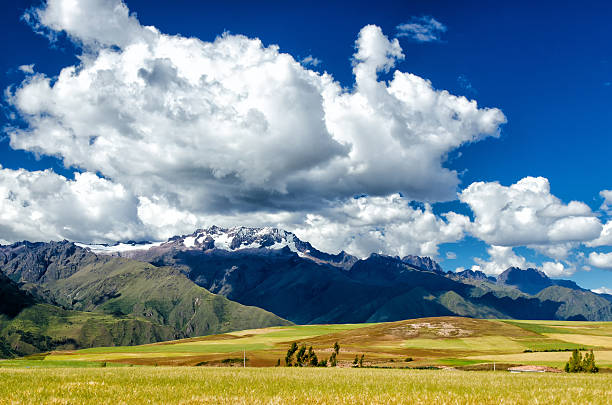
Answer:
[178, 226, 302, 253]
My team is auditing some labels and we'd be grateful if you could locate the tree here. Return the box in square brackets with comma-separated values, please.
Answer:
[308, 346, 318, 367]
[329, 352, 337, 367]
[359, 354, 364, 367]
[565, 350, 599, 373]
[333, 341, 340, 355]
[353, 355, 359, 366]
[285, 342, 298, 366]
[583, 350, 599, 373]
[296, 345, 307, 366]
[566, 349, 583, 372]
[275, 359, 280, 367]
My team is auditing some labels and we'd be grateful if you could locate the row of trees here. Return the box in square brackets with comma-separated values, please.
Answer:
[282, 341, 340, 367]
[565, 349, 598, 373]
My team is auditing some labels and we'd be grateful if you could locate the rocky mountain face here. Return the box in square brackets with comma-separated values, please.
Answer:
[496, 267, 585, 295]
[453, 269, 496, 283]
[402, 255, 444, 273]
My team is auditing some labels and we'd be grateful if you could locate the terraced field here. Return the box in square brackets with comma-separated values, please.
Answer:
[5, 317, 610, 369]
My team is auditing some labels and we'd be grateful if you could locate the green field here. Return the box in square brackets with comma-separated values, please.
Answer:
[1, 367, 611, 404]
[2, 316, 609, 370]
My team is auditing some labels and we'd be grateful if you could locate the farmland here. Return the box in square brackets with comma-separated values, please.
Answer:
[11, 316, 611, 369]
[2, 317, 612, 403]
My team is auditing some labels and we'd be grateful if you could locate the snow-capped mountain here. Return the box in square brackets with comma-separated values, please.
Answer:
[173, 226, 306, 253]
[77, 226, 357, 268]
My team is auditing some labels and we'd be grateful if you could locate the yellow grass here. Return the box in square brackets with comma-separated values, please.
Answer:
[544, 333, 612, 348]
[468, 350, 612, 367]
[1, 367, 611, 404]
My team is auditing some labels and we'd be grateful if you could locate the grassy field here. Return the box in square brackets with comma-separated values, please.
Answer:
[0, 367, 611, 404]
[2, 317, 611, 403]
[10, 317, 604, 369]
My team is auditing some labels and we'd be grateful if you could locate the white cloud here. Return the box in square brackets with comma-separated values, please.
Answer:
[600, 190, 612, 214]
[459, 177, 602, 247]
[7, 2, 505, 220]
[472, 245, 535, 275]
[291, 194, 470, 258]
[541, 261, 574, 277]
[446, 251, 457, 260]
[588, 252, 612, 269]
[587, 221, 612, 247]
[0, 166, 143, 243]
[396, 16, 447, 42]
[300, 55, 321, 67]
[24, 0, 154, 48]
[592, 286, 612, 295]
[530, 242, 577, 261]
[18, 64, 35, 74]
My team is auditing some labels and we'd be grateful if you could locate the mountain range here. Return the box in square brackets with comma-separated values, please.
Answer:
[2, 226, 611, 357]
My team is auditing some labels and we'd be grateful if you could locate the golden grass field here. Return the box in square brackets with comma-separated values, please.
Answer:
[1, 367, 612, 404]
[2, 317, 612, 403]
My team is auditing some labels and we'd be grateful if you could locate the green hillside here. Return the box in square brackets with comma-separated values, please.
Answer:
[0, 242, 291, 357]
[43, 256, 292, 337]
[0, 304, 174, 357]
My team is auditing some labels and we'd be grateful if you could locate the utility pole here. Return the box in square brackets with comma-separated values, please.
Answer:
[493, 362, 496, 372]
[243, 349, 246, 368]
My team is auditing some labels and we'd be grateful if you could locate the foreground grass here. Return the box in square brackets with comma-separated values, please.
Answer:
[0, 367, 610, 404]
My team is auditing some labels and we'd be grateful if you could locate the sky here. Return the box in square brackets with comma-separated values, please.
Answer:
[0, 0, 611, 291]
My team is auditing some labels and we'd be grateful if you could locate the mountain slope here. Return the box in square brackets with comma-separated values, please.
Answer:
[536, 286, 612, 321]
[0, 271, 35, 318]
[0, 304, 175, 357]
[0, 241, 291, 345]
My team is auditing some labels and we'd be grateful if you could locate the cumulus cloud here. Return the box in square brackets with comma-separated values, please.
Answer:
[396, 16, 447, 42]
[472, 245, 535, 276]
[588, 252, 612, 269]
[459, 177, 602, 247]
[0, 166, 143, 243]
[587, 221, 612, 247]
[541, 261, 574, 277]
[23, 0, 154, 48]
[7, 1, 506, 222]
[291, 194, 470, 258]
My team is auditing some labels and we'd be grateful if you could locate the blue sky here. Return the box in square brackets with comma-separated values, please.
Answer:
[1, 0, 611, 290]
